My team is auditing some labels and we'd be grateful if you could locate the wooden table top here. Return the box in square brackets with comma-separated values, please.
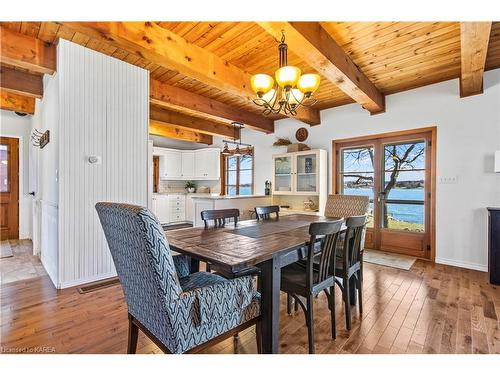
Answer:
[166, 214, 338, 272]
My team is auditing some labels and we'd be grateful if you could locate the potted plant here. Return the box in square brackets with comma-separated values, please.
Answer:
[185, 181, 196, 193]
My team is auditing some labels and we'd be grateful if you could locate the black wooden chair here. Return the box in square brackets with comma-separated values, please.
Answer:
[255, 205, 280, 221]
[201, 208, 239, 229]
[280, 219, 344, 354]
[334, 215, 367, 330]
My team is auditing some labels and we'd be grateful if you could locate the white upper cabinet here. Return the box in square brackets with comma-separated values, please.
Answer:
[181, 152, 195, 179]
[160, 150, 182, 179]
[156, 147, 220, 180]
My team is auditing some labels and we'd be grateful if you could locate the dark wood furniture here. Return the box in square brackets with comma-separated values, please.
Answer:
[201, 208, 239, 229]
[166, 214, 342, 354]
[280, 220, 344, 353]
[255, 205, 280, 220]
[334, 215, 367, 330]
[487, 207, 500, 285]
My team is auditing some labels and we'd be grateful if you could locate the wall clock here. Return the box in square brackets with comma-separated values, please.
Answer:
[295, 127, 309, 142]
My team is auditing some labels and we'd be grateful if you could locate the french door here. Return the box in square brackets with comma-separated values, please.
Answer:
[333, 128, 435, 260]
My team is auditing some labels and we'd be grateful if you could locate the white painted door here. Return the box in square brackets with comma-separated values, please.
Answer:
[181, 151, 195, 179]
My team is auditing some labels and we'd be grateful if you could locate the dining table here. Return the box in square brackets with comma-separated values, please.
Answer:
[165, 213, 355, 354]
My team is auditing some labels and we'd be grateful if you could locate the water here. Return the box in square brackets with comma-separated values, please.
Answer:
[344, 188, 424, 224]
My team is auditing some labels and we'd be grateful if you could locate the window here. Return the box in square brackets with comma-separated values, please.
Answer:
[222, 150, 254, 196]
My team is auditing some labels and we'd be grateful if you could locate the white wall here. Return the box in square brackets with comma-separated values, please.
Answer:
[245, 69, 500, 272]
[0, 110, 33, 239]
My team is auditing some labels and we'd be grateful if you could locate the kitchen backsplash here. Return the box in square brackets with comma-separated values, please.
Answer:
[158, 179, 221, 194]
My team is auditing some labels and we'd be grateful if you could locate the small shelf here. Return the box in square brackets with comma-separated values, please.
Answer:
[297, 172, 316, 176]
[275, 173, 292, 177]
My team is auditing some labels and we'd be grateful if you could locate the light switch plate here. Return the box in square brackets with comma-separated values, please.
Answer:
[439, 176, 458, 184]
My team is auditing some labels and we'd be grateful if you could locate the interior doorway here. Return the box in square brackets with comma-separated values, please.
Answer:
[0, 136, 19, 240]
[332, 128, 436, 260]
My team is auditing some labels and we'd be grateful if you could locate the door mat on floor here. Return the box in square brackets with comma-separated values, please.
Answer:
[77, 277, 120, 294]
[0, 241, 13, 259]
[363, 249, 416, 270]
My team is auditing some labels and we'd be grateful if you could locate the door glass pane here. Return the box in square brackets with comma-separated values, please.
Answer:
[382, 141, 425, 231]
[339, 146, 375, 227]
[0, 144, 8, 192]
[296, 154, 317, 192]
[274, 156, 292, 192]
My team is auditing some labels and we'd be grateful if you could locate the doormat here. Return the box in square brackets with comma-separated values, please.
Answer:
[77, 277, 120, 294]
[0, 241, 13, 259]
[363, 249, 416, 270]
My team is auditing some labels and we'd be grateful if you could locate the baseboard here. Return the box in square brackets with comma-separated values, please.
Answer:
[58, 271, 118, 289]
[435, 257, 488, 272]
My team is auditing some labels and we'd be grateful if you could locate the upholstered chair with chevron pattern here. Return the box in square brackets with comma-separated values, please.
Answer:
[95, 202, 261, 354]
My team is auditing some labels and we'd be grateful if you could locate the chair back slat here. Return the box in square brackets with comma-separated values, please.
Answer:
[306, 220, 343, 286]
[201, 209, 240, 229]
[341, 215, 367, 268]
[255, 205, 280, 221]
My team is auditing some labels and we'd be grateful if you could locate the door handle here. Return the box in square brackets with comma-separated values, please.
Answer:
[29, 192, 36, 196]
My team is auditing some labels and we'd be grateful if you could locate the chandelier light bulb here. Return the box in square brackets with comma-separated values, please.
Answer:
[298, 73, 321, 95]
[289, 89, 305, 106]
[251, 74, 274, 96]
[275, 66, 301, 89]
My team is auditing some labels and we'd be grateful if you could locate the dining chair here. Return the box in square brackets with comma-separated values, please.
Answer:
[280, 219, 344, 354]
[334, 215, 367, 330]
[255, 205, 280, 221]
[95, 202, 261, 354]
[201, 208, 240, 229]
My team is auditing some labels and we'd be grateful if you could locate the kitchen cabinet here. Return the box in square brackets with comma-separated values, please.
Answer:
[181, 152, 195, 179]
[168, 194, 186, 223]
[152, 195, 170, 224]
[154, 147, 220, 180]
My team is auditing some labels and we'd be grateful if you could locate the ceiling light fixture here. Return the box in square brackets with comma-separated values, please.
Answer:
[221, 122, 252, 156]
[250, 31, 320, 116]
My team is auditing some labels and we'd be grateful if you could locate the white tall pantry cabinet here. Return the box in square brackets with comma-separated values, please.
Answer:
[39, 39, 149, 289]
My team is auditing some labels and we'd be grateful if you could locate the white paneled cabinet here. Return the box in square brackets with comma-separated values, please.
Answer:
[152, 195, 169, 224]
[154, 147, 220, 180]
[152, 194, 186, 224]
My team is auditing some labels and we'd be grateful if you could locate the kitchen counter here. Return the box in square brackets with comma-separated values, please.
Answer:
[191, 194, 268, 200]
[192, 195, 272, 227]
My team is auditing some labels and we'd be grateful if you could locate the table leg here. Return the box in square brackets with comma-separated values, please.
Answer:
[258, 256, 281, 354]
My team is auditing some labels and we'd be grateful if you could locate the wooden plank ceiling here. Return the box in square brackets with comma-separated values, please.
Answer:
[1, 21, 500, 140]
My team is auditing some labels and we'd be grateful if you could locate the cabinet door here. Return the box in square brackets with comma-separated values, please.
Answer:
[204, 150, 221, 179]
[194, 151, 207, 178]
[181, 152, 195, 179]
[155, 196, 170, 224]
[273, 154, 294, 194]
[295, 152, 319, 194]
[161, 150, 182, 179]
[185, 195, 194, 222]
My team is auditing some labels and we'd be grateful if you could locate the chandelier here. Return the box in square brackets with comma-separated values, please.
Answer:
[250, 31, 321, 116]
[221, 122, 253, 156]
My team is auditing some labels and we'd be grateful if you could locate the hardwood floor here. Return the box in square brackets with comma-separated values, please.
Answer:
[1, 244, 499, 354]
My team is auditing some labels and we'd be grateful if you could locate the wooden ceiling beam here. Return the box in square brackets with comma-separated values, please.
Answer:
[0, 26, 56, 74]
[258, 22, 385, 114]
[0, 66, 43, 98]
[150, 105, 239, 139]
[150, 79, 273, 133]
[460, 22, 492, 98]
[149, 120, 213, 145]
[59, 22, 320, 126]
[0, 90, 35, 114]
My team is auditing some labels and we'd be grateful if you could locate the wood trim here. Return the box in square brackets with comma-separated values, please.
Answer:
[220, 148, 254, 196]
[0, 91, 35, 114]
[150, 79, 274, 133]
[0, 136, 19, 240]
[153, 156, 159, 193]
[460, 22, 492, 98]
[331, 127, 436, 261]
[150, 105, 238, 139]
[59, 22, 320, 126]
[0, 26, 56, 74]
[0, 66, 43, 98]
[258, 22, 385, 114]
[149, 121, 213, 145]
